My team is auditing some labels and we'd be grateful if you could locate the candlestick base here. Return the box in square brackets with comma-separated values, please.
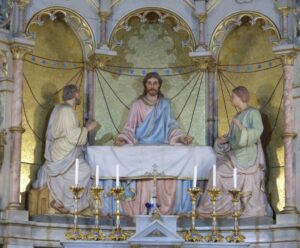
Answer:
[205, 188, 224, 242]
[226, 231, 245, 243]
[65, 186, 85, 240]
[205, 231, 224, 242]
[108, 227, 129, 241]
[65, 228, 85, 240]
[86, 227, 105, 241]
[183, 229, 203, 242]
[226, 189, 245, 243]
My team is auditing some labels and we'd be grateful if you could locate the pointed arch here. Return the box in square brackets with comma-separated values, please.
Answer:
[26, 7, 95, 61]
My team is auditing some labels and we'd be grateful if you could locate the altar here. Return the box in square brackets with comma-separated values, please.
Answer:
[86, 145, 216, 215]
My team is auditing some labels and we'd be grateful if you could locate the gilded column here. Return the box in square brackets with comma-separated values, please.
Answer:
[8, 44, 32, 210]
[17, 0, 30, 34]
[280, 52, 298, 214]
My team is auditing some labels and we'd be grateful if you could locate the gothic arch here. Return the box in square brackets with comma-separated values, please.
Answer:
[109, 7, 196, 52]
[26, 7, 95, 61]
[210, 11, 281, 60]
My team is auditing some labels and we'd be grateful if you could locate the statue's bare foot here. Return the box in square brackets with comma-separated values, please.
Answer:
[50, 200, 69, 214]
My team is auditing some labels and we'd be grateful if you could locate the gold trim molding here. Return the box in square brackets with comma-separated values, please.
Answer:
[278, 52, 296, 65]
[210, 11, 281, 59]
[26, 7, 95, 60]
[197, 14, 207, 23]
[281, 132, 297, 139]
[109, 8, 196, 51]
[18, 0, 30, 9]
[11, 44, 32, 60]
[9, 126, 25, 133]
[88, 53, 114, 69]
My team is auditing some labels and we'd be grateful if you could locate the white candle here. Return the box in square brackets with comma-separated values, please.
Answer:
[116, 164, 120, 187]
[213, 164, 216, 188]
[233, 168, 237, 189]
[193, 165, 198, 188]
[75, 158, 79, 186]
[95, 165, 99, 187]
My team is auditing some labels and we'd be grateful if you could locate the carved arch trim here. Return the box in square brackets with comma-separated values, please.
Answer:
[25, 7, 95, 60]
[109, 7, 196, 52]
[210, 11, 281, 60]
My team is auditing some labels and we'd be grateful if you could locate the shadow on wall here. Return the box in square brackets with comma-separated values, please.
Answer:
[256, 83, 284, 214]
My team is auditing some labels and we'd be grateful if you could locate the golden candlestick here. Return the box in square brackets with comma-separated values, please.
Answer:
[226, 189, 245, 243]
[65, 186, 85, 240]
[108, 187, 129, 241]
[86, 186, 105, 240]
[205, 188, 224, 242]
[183, 187, 203, 242]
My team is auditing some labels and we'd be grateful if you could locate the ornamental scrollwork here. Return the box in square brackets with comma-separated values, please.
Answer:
[210, 12, 280, 59]
[26, 8, 95, 59]
[110, 9, 196, 52]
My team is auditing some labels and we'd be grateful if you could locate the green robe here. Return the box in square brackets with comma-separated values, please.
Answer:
[199, 106, 272, 218]
[230, 107, 263, 169]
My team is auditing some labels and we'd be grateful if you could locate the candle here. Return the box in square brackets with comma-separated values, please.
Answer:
[95, 165, 99, 187]
[116, 164, 120, 188]
[233, 168, 237, 189]
[213, 164, 216, 188]
[193, 165, 198, 188]
[75, 158, 79, 186]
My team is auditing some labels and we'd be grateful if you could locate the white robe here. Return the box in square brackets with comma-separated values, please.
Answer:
[33, 103, 91, 212]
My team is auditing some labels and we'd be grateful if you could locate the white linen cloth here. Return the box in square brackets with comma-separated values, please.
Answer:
[86, 145, 216, 179]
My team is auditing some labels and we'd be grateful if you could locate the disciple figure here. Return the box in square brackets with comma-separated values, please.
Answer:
[198, 86, 272, 218]
[33, 85, 100, 213]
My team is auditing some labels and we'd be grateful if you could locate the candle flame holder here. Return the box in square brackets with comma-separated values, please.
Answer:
[86, 186, 105, 240]
[226, 189, 245, 243]
[65, 186, 85, 240]
[205, 188, 224, 242]
[108, 187, 129, 241]
[183, 187, 203, 242]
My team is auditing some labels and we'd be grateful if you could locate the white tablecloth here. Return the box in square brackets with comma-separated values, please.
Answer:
[86, 145, 216, 180]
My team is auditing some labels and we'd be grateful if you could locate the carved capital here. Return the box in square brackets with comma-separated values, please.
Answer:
[194, 56, 215, 72]
[88, 53, 112, 70]
[207, 61, 217, 72]
[278, 6, 290, 16]
[99, 11, 110, 22]
[18, 0, 30, 9]
[11, 45, 32, 60]
[281, 131, 297, 139]
[9, 126, 25, 133]
[276, 52, 296, 65]
[197, 14, 207, 23]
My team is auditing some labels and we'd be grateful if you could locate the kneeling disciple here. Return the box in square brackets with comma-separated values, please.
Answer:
[33, 85, 100, 214]
[198, 86, 272, 218]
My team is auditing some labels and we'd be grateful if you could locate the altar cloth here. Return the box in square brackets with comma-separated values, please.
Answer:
[86, 145, 216, 179]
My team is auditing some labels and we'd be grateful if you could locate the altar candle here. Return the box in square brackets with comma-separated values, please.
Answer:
[95, 165, 99, 187]
[116, 164, 120, 187]
[233, 168, 237, 189]
[193, 165, 198, 188]
[75, 158, 79, 186]
[213, 164, 216, 188]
